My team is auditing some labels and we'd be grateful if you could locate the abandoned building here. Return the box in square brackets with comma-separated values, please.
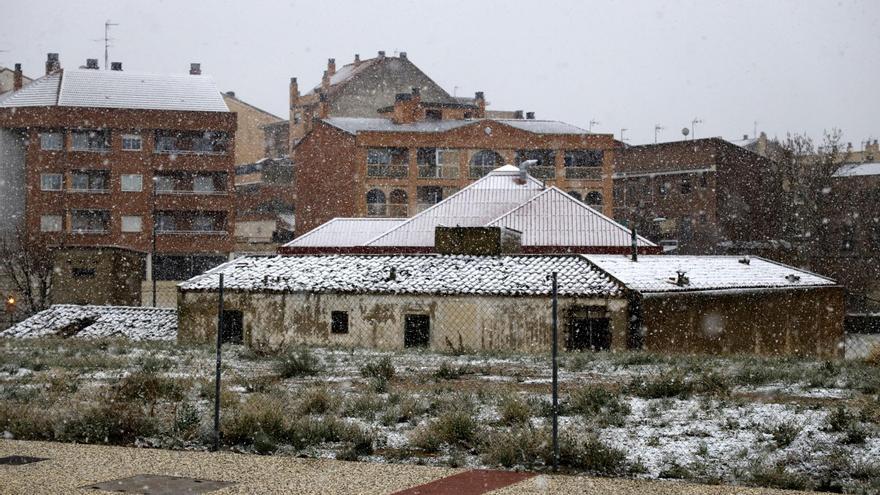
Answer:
[282, 164, 659, 255]
[177, 252, 843, 358]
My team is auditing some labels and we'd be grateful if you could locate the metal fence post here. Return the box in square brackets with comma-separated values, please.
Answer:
[213, 273, 224, 451]
[551, 271, 559, 471]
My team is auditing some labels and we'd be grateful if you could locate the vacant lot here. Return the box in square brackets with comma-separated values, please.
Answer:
[1, 338, 878, 493]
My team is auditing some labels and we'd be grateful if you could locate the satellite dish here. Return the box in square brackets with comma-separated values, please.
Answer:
[681, 127, 690, 136]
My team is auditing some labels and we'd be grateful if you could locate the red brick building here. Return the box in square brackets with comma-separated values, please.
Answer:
[0, 55, 236, 306]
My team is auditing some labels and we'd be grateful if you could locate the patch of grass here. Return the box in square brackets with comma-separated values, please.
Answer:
[172, 402, 201, 440]
[335, 426, 375, 461]
[768, 423, 801, 448]
[692, 371, 731, 396]
[298, 386, 337, 415]
[552, 432, 633, 476]
[410, 410, 481, 451]
[747, 460, 810, 491]
[497, 394, 532, 426]
[360, 356, 395, 382]
[343, 393, 384, 420]
[222, 394, 288, 446]
[114, 370, 186, 414]
[275, 348, 322, 378]
[57, 401, 156, 445]
[567, 386, 630, 427]
[433, 362, 471, 380]
[480, 427, 547, 468]
[0, 403, 56, 441]
[659, 461, 692, 479]
[626, 372, 693, 399]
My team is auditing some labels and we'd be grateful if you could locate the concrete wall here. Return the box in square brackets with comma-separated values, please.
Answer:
[178, 290, 629, 353]
[53, 248, 145, 306]
[0, 128, 26, 235]
[639, 286, 845, 359]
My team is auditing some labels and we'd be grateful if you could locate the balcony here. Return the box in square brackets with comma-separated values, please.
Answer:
[155, 211, 228, 236]
[154, 131, 229, 156]
[418, 164, 459, 179]
[367, 165, 408, 179]
[564, 166, 602, 180]
[154, 173, 229, 196]
[70, 210, 110, 234]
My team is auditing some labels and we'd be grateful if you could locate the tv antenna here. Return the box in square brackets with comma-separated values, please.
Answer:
[620, 128, 628, 142]
[654, 124, 664, 144]
[691, 118, 703, 140]
[589, 119, 600, 132]
[93, 20, 119, 70]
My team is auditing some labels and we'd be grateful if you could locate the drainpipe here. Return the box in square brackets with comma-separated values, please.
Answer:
[631, 225, 638, 262]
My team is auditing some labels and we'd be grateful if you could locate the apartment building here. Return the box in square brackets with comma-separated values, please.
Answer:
[293, 87, 617, 234]
[612, 138, 783, 254]
[221, 90, 284, 165]
[0, 54, 236, 306]
[0, 64, 33, 97]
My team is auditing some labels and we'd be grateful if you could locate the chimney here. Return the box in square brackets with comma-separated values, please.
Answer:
[400, 51, 407, 60]
[378, 50, 386, 59]
[631, 225, 638, 262]
[225, 90, 236, 98]
[391, 92, 419, 124]
[513, 110, 524, 119]
[110, 62, 122, 71]
[354, 53, 361, 64]
[474, 91, 486, 118]
[13, 63, 23, 91]
[318, 92, 329, 119]
[45, 53, 60, 75]
[321, 70, 330, 92]
[189, 63, 201, 75]
[289, 77, 299, 108]
[327, 58, 336, 77]
[85, 58, 99, 70]
[526, 111, 535, 120]
[743, 134, 749, 141]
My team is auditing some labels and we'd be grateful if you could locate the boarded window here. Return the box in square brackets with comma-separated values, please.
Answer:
[331, 311, 349, 334]
[404, 314, 430, 348]
[220, 310, 243, 344]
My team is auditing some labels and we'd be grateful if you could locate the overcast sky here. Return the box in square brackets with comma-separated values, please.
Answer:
[3, 0, 878, 146]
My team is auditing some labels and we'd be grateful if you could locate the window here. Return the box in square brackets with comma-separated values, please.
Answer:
[680, 177, 692, 194]
[192, 214, 216, 232]
[367, 147, 408, 178]
[366, 189, 386, 216]
[40, 215, 62, 232]
[155, 130, 229, 154]
[156, 214, 177, 232]
[585, 191, 603, 206]
[404, 314, 430, 348]
[71, 129, 110, 151]
[193, 175, 216, 193]
[121, 216, 142, 232]
[516, 149, 556, 178]
[40, 173, 63, 191]
[425, 109, 442, 120]
[72, 267, 96, 279]
[121, 134, 142, 151]
[568, 191, 583, 201]
[331, 311, 349, 334]
[153, 254, 226, 281]
[70, 171, 108, 192]
[121, 174, 143, 192]
[564, 150, 603, 179]
[220, 310, 243, 344]
[469, 150, 504, 177]
[70, 210, 110, 233]
[40, 132, 63, 151]
[154, 175, 178, 192]
[417, 148, 460, 178]
[388, 189, 408, 217]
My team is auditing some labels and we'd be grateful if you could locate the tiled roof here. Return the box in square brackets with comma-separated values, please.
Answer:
[582, 255, 836, 294]
[487, 187, 656, 248]
[286, 218, 407, 248]
[321, 117, 589, 136]
[0, 69, 228, 112]
[0, 305, 177, 340]
[366, 166, 545, 247]
[180, 254, 623, 297]
[832, 162, 880, 177]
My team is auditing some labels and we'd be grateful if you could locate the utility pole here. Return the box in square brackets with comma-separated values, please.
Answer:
[103, 20, 118, 70]
[654, 124, 664, 144]
[691, 118, 703, 140]
[589, 119, 599, 132]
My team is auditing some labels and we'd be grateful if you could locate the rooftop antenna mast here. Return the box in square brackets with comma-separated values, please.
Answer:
[654, 124, 664, 144]
[691, 118, 703, 140]
[589, 119, 599, 132]
[103, 20, 118, 70]
[620, 128, 628, 143]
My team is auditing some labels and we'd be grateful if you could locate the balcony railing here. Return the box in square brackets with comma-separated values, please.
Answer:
[156, 189, 228, 196]
[366, 204, 387, 217]
[416, 203, 439, 213]
[367, 165, 408, 178]
[70, 228, 109, 234]
[418, 164, 459, 179]
[565, 166, 602, 180]
[388, 204, 408, 217]
[528, 166, 556, 179]
[156, 229, 227, 235]
[154, 148, 227, 156]
[68, 188, 110, 194]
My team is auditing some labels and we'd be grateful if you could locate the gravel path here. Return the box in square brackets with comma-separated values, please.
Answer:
[0, 440, 809, 494]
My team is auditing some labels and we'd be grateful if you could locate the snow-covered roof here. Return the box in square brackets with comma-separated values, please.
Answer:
[583, 255, 836, 294]
[366, 166, 546, 247]
[286, 218, 407, 248]
[0, 305, 177, 341]
[832, 162, 880, 178]
[321, 117, 589, 136]
[487, 187, 656, 248]
[0, 69, 228, 112]
[180, 254, 622, 297]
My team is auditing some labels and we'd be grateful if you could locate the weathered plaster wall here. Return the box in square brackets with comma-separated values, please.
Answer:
[178, 290, 628, 353]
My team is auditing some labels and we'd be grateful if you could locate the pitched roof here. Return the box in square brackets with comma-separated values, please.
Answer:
[582, 255, 836, 294]
[0, 305, 177, 340]
[287, 218, 408, 248]
[321, 117, 590, 136]
[487, 187, 655, 248]
[832, 162, 880, 177]
[0, 69, 228, 112]
[366, 166, 546, 247]
[180, 254, 622, 297]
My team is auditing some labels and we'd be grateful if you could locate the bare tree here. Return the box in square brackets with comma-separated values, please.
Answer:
[0, 228, 54, 315]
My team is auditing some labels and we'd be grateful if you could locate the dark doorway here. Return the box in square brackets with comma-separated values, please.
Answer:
[566, 317, 611, 351]
[220, 310, 243, 344]
[404, 314, 430, 348]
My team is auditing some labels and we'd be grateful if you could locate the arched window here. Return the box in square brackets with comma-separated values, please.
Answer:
[366, 189, 386, 216]
[388, 189, 408, 217]
[568, 191, 582, 201]
[469, 150, 504, 178]
[585, 191, 603, 206]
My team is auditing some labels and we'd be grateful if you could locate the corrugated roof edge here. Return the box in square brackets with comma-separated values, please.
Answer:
[363, 167, 545, 246]
[283, 217, 405, 248]
[487, 187, 657, 247]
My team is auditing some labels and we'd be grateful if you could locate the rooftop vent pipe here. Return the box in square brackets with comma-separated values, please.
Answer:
[674, 270, 689, 286]
[518, 159, 537, 183]
[630, 225, 638, 261]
